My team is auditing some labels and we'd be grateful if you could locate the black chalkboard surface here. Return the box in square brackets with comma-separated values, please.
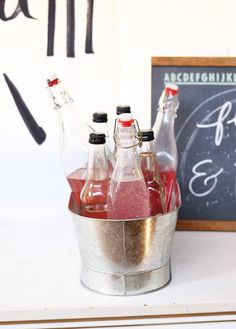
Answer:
[151, 57, 236, 231]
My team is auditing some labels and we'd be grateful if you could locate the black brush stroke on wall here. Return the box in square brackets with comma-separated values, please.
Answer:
[47, 0, 94, 57]
[0, 0, 35, 21]
[67, 0, 75, 57]
[47, 0, 56, 56]
[0, 0, 94, 56]
[85, 0, 94, 54]
[3, 74, 46, 145]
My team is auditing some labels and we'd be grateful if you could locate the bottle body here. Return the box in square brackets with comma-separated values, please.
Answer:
[80, 133, 109, 219]
[109, 114, 151, 219]
[109, 149, 151, 219]
[153, 85, 180, 212]
[67, 169, 87, 209]
[139, 130, 165, 215]
[47, 76, 88, 208]
[154, 110, 177, 211]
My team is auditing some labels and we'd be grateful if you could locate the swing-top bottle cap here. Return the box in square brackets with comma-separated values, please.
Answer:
[165, 84, 179, 96]
[47, 74, 60, 87]
[92, 112, 108, 123]
[47, 74, 73, 109]
[116, 105, 131, 115]
[118, 113, 134, 127]
[141, 129, 154, 142]
[89, 132, 106, 144]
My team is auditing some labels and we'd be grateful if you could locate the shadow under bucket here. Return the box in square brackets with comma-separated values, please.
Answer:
[69, 195, 178, 296]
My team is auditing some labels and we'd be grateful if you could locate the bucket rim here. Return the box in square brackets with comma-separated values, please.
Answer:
[69, 206, 180, 222]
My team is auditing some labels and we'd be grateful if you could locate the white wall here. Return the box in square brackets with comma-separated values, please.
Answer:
[0, 0, 120, 217]
[1, 0, 236, 218]
[116, 0, 236, 128]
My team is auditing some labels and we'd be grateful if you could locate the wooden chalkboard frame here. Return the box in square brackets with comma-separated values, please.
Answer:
[152, 56, 236, 231]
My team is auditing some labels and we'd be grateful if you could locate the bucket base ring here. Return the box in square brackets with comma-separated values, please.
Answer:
[81, 261, 171, 296]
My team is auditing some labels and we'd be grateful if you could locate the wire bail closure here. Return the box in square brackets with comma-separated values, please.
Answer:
[47, 80, 73, 110]
[113, 118, 143, 149]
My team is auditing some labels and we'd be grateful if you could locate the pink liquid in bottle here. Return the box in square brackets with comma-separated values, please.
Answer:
[80, 179, 108, 219]
[159, 170, 177, 212]
[67, 168, 86, 208]
[109, 180, 151, 219]
[174, 180, 181, 209]
[142, 168, 164, 216]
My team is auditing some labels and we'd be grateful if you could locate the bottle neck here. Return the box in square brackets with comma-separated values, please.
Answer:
[86, 144, 108, 180]
[113, 124, 143, 182]
[154, 109, 175, 132]
[152, 94, 179, 172]
[155, 93, 178, 131]
[140, 140, 158, 173]
[56, 103, 81, 152]
[48, 82, 72, 109]
[153, 108, 177, 171]
[116, 125, 137, 149]
[159, 92, 179, 114]
[116, 124, 139, 166]
[51, 86, 87, 152]
[49, 82, 79, 148]
[116, 145, 139, 166]
[140, 140, 154, 154]
[92, 121, 109, 137]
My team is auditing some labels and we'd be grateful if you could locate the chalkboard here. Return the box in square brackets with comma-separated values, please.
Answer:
[151, 57, 236, 231]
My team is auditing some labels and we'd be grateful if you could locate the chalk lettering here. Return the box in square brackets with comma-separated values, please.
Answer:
[189, 159, 224, 197]
[197, 101, 236, 146]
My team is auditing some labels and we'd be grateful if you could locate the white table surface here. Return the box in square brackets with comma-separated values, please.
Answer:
[1, 206, 236, 327]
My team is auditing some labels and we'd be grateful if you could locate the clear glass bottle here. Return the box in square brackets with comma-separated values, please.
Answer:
[89, 112, 115, 176]
[140, 129, 166, 215]
[47, 75, 88, 208]
[152, 84, 180, 211]
[114, 105, 131, 158]
[109, 113, 151, 219]
[80, 133, 109, 219]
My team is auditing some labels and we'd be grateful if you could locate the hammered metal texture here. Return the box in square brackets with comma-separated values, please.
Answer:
[69, 195, 178, 295]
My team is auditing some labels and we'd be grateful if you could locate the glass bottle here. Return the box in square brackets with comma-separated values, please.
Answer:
[140, 129, 166, 215]
[114, 105, 131, 158]
[152, 84, 180, 211]
[80, 133, 109, 219]
[47, 75, 88, 208]
[108, 113, 151, 219]
[89, 112, 115, 176]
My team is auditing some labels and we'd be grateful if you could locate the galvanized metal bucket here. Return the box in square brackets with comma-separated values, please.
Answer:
[69, 195, 178, 296]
